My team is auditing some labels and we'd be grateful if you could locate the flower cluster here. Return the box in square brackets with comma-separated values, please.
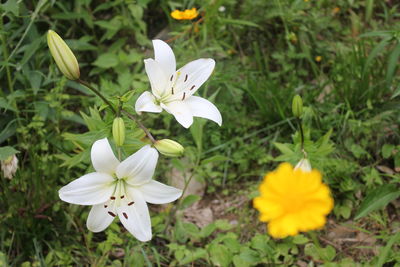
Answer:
[253, 161, 334, 238]
[51, 36, 222, 241]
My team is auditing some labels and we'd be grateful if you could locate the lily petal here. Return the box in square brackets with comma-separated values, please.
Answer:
[153, 40, 176, 77]
[162, 101, 193, 128]
[138, 180, 182, 204]
[117, 190, 152, 242]
[186, 96, 222, 126]
[144, 58, 168, 98]
[86, 200, 115, 232]
[135, 91, 163, 114]
[91, 138, 120, 175]
[172, 58, 215, 98]
[59, 172, 114, 205]
[116, 145, 158, 185]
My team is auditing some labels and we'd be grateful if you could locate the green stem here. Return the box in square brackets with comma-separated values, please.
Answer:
[121, 109, 156, 144]
[77, 79, 116, 113]
[296, 117, 305, 154]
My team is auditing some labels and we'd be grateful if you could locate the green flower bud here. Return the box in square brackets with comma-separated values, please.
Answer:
[292, 94, 303, 118]
[112, 117, 125, 147]
[154, 139, 184, 157]
[47, 30, 80, 80]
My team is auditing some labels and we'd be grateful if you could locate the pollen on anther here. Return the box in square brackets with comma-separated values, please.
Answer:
[170, 75, 173, 81]
[120, 195, 125, 199]
[108, 211, 116, 217]
[182, 92, 186, 101]
[104, 205, 108, 208]
[184, 74, 188, 82]
[110, 196, 116, 200]
[171, 87, 174, 94]
[123, 212, 128, 219]
[128, 201, 134, 206]
[190, 85, 196, 90]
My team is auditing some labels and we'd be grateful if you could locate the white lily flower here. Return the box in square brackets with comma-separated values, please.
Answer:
[135, 40, 222, 128]
[59, 138, 182, 242]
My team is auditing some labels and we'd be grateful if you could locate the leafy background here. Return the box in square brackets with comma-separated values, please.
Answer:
[1, 0, 400, 266]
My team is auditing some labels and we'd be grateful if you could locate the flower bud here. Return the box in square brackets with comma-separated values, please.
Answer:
[112, 117, 125, 147]
[292, 95, 303, 118]
[47, 30, 80, 80]
[1, 155, 18, 179]
[294, 158, 311, 172]
[154, 139, 184, 157]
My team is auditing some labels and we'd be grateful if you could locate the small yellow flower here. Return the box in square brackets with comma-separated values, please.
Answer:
[315, 56, 322, 62]
[332, 7, 340, 14]
[171, 8, 199, 20]
[253, 163, 334, 238]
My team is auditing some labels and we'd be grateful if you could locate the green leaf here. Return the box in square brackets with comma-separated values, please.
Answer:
[0, 97, 17, 112]
[180, 195, 200, 209]
[382, 144, 395, 159]
[2, 0, 19, 16]
[0, 146, 19, 160]
[273, 142, 294, 155]
[201, 155, 229, 165]
[355, 184, 400, 220]
[209, 244, 232, 267]
[363, 37, 390, 75]
[179, 248, 207, 265]
[219, 18, 261, 28]
[377, 231, 400, 267]
[386, 42, 400, 86]
[190, 119, 204, 151]
[93, 53, 119, 68]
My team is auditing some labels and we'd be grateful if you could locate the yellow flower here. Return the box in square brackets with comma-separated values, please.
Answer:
[315, 56, 322, 62]
[253, 163, 334, 238]
[332, 7, 340, 14]
[171, 8, 199, 20]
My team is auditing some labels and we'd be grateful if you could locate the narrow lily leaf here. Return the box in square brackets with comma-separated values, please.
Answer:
[386, 42, 400, 87]
[355, 184, 400, 220]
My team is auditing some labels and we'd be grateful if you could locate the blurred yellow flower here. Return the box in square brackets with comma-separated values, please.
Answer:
[171, 8, 199, 20]
[253, 163, 333, 238]
[332, 7, 340, 14]
[315, 56, 322, 62]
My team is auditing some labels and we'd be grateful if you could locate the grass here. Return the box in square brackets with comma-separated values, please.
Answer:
[1, 0, 400, 266]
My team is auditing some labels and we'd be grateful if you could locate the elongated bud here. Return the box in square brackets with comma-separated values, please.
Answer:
[112, 117, 125, 146]
[154, 139, 184, 157]
[294, 158, 311, 172]
[292, 95, 303, 118]
[47, 30, 80, 80]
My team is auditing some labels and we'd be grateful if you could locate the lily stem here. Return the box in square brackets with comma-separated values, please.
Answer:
[77, 79, 116, 114]
[121, 109, 156, 144]
[77, 79, 156, 144]
[297, 117, 305, 155]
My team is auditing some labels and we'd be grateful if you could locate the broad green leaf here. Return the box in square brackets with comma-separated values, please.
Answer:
[179, 249, 207, 265]
[382, 144, 395, 159]
[93, 53, 119, 68]
[0, 146, 19, 160]
[355, 184, 400, 219]
[181, 195, 201, 209]
[209, 244, 232, 267]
